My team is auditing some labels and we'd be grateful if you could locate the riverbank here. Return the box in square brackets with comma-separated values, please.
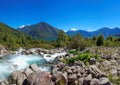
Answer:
[0, 46, 120, 85]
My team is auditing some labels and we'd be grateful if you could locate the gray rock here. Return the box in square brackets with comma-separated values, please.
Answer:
[90, 78, 99, 85]
[29, 64, 41, 72]
[76, 66, 84, 74]
[99, 77, 111, 85]
[78, 78, 84, 85]
[88, 65, 106, 78]
[74, 61, 84, 67]
[3, 81, 9, 85]
[60, 73, 68, 85]
[68, 74, 77, 83]
[77, 73, 81, 78]
[49, 49, 54, 54]
[0, 81, 9, 85]
[52, 72, 68, 85]
[70, 66, 76, 71]
[89, 58, 96, 65]
[102, 60, 111, 67]
[111, 53, 119, 59]
[27, 71, 53, 85]
[57, 62, 65, 70]
[117, 67, 120, 76]
[9, 70, 22, 84]
[46, 54, 51, 57]
[83, 74, 92, 85]
[0, 82, 6, 85]
[110, 60, 118, 65]
[24, 67, 33, 77]
[52, 67, 59, 74]
[39, 52, 44, 57]
[25, 50, 30, 55]
[16, 74, 27, 85]
[67, 69, 73, 75]
[110, 69, 117, 77]
[0, 44, 9, 56]
[53, 58, 60, 65]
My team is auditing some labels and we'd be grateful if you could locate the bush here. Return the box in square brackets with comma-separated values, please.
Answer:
[96, 35, 104, 46]
[63, 52, 99, 65]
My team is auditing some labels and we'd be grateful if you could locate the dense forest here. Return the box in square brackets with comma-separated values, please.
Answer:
[0, 22, 120, 51]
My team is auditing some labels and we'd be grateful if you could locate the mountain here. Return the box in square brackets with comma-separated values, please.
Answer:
[67, 30, 92, 37]
[18, 22, 59, 41]
[92, 27, 120, 38]
[0, 22, 31, 50]
[66, 27, 120, 38]
[0, 22, 25, 40]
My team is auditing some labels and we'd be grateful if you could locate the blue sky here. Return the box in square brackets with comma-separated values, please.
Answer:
[0, 0, 120, 31]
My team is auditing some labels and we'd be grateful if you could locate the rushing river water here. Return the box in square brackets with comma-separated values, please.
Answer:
[0, 52, 66, 82]
[0, 54, 49, 82]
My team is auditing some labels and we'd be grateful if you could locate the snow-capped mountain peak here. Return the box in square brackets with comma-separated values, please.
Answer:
[70, 28, 78, 31]
[19, 25, 26, 29]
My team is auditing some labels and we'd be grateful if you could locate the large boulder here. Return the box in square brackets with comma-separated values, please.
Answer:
[29, 64, 41, 72]
[83, 74, 92, 85]
[68, 74, 77, 85]
[16, 74, 27, 85]
[51, 72, 68, 85]
[0, 81, 9, 85]
[88, 65, 107, 78]
[78, 78, 84, 85]
[23, 67, 33, 77]
[0, 82, 6, 85]
[8, 70, 22, 84]
[27, 71, 53, 85]
[98, 77, 111, 85]
[102, 60, 111, 67]
[89, 58, 96, 65]
[90, 78, 99, 85]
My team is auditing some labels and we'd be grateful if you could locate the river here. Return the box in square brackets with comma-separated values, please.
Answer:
[0, 51, 66, 82]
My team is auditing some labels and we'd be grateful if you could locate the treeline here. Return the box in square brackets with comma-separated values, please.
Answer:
[55, 30, 120, 50]
[0, 30, 120, 51]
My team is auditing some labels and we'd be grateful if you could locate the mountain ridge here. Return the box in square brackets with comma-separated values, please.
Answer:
[18, 22, 60, 41]
[67, 27, 120, 38]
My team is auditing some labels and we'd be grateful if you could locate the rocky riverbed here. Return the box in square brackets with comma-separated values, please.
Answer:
[0, 46, 120, 85]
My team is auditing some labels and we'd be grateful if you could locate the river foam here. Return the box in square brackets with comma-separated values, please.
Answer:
[0, 51, 67, 82]
[0, 54, 47, 82]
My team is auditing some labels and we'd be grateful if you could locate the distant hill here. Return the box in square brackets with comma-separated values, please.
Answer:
[0, 22, 30, 50]
[66, 27, 120, 38]
[67, 29, 92, 37]
[18, 22, 60, 41]
[0, 22, 26, 40]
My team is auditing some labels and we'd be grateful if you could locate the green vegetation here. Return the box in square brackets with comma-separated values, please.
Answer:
[62, 50, 101, 65]
[96, 35, 104, 46]
[108, 73, 120, 85]
[0, 22, 120, 51]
